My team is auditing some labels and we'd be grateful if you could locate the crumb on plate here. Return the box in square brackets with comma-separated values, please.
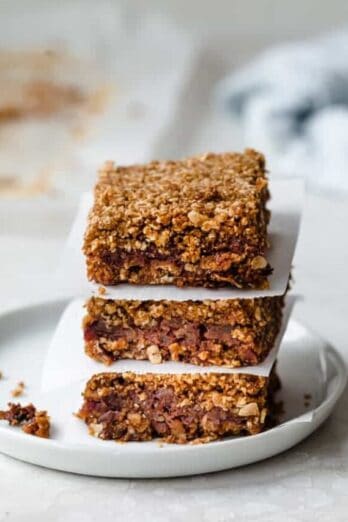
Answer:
[0, 403, 50, 438]
[11, 381, 25, 397]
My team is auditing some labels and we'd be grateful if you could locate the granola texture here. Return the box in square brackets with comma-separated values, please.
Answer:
[0, 403, 50, 438]
[83, 296, 283, 367]
[83, 149, 272, 288]
[77, 369, 279, 443]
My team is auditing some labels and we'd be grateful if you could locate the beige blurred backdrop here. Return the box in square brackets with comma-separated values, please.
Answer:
[122, 0, 348, 158]
[125, 0, 348, 60]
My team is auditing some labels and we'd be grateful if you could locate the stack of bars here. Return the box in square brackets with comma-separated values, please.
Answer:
[77, 149, 287, 444]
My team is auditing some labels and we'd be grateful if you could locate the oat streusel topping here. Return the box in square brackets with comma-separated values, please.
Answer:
[85, 296, 282, 328]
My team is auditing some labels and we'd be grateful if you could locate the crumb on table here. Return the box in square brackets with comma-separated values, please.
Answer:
[0, 403, 50, 438]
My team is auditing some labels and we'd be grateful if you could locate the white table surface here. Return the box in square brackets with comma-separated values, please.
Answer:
[1, 71, 348, 520]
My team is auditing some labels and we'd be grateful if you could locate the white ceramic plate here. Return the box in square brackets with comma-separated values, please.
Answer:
[0, 300, 346, 478]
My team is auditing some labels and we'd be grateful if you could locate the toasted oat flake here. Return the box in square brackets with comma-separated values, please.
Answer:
[146, 345, 162, 364]
[11, 381, 25, 398]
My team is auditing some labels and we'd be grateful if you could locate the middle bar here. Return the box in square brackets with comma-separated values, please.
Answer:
[83, 295, 284, 367]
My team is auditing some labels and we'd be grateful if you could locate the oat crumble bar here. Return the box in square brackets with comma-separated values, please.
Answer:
[77, 369, 279, 443]
[83, 149, 272, 288]
[83, 296, 283, 367]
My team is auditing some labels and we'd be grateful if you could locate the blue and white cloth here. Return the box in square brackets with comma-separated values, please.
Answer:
[216, 30, 348, 192]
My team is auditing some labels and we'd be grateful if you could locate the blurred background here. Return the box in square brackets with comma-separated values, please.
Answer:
[0, 0, 347, 349]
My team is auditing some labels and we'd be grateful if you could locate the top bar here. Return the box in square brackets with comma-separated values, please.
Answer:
[83, 149, 272, 288]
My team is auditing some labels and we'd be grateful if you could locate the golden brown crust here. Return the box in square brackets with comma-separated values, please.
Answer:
[77, 370, 279, 443]
[83, 296, 283, 367]
[83, 149, 271, 288]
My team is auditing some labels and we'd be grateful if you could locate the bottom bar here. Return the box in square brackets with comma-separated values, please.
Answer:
[77, 368, 280, 444]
